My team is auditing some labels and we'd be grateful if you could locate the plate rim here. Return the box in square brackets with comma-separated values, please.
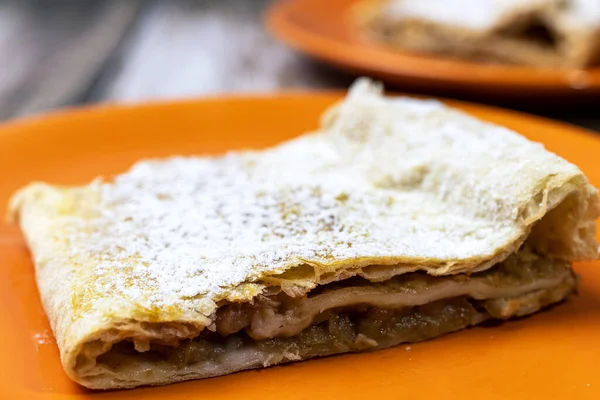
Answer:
[2, 91, 600, 399]
[265, 0, 600, 95]
[1, 91, 598, 144]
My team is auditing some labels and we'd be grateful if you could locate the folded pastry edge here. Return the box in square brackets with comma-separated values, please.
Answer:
[7, 169, 598, 389]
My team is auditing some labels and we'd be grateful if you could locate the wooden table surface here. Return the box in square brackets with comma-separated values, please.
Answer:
[1, 0, 599, 132]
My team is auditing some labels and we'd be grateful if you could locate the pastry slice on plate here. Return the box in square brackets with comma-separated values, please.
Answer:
[9, 79, 599, 389]
[355, 0, 600, 67]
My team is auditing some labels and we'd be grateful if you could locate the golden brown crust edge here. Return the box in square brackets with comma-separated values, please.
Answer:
[8, 169, 599, 389]
[352, 0, 600, 68]
[7, 84, 600, 389]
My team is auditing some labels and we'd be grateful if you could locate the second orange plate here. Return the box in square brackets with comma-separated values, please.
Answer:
[1, 93, 600, 399]
[266, 0, 600, 99]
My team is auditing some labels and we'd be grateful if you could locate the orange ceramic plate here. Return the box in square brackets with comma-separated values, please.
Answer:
[266, 0, 600, 99]
[1, 94, 600, 399]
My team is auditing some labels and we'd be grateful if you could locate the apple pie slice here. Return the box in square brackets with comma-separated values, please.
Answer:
[9, 79, 599, 389]
[356, 0, 600, 67]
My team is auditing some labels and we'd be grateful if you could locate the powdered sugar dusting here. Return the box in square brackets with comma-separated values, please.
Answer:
[385, 0, 539, 30]
[61, 79, 581, 318]
[32, 330, 54, 350]
[384, 0, 600, 32]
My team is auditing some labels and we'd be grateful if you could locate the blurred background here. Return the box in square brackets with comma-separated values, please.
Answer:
[0, 0, 355, 121]
[1, 0, 598, 131]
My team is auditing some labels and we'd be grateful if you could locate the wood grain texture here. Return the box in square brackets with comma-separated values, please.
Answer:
[0, 0, 143, 120]
[90, 0, 353, 103]
[0, 0, 597, 132]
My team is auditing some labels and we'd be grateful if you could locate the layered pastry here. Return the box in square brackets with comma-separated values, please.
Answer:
[355, 0, 600, 67]
[9, 79, 599, 389]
